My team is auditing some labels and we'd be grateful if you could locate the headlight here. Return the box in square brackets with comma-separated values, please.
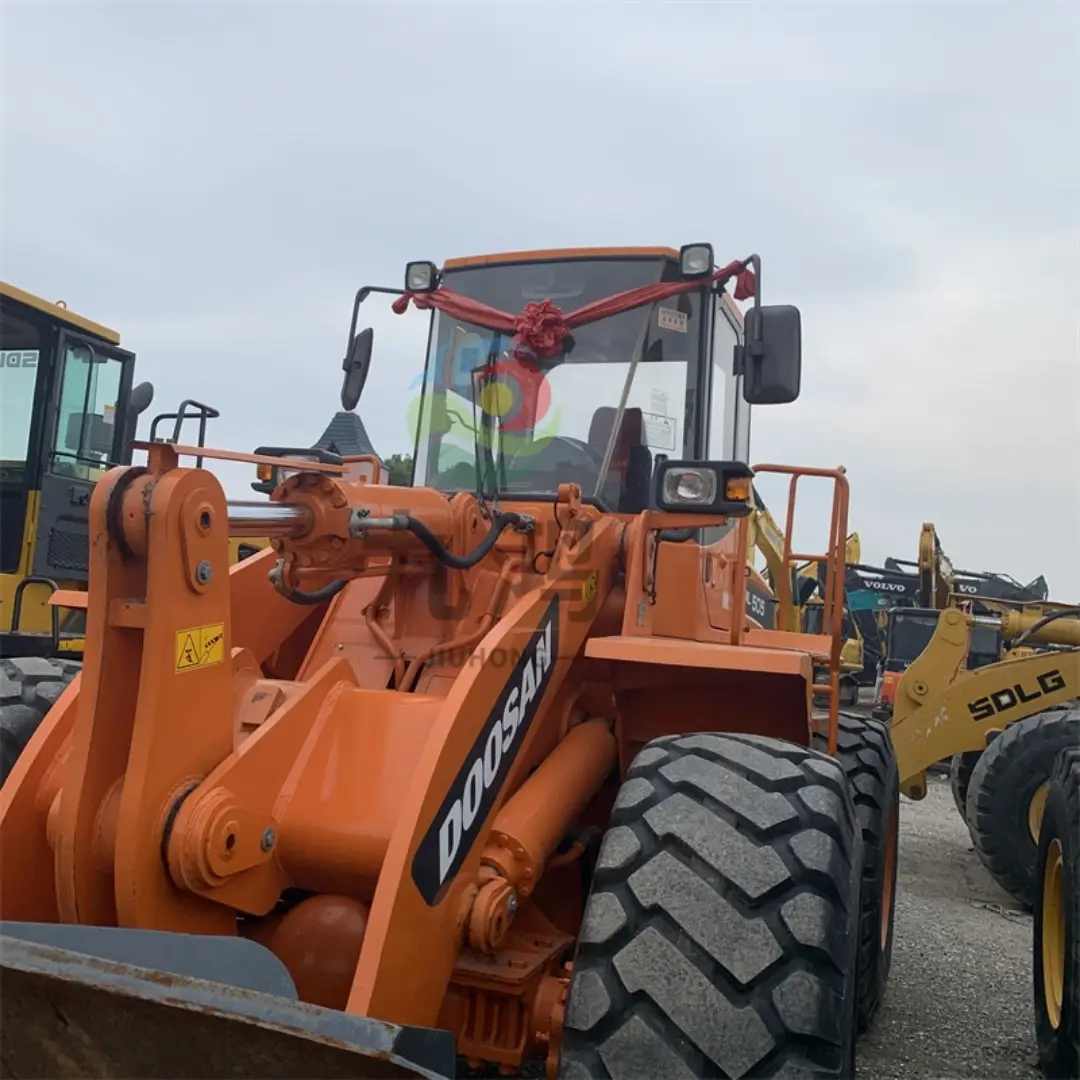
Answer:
[250, 447, 343, 495]
[662, 467, 717, 505]
[404, 260, 438, 293]
[278, 454, 322, 481]
[653, 459, 754, 516]
[679, 243, 714, 278]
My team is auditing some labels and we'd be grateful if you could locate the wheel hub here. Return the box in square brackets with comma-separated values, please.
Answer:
[1041, 837, 1066, 1030]
[1028, 781, 1050, 842]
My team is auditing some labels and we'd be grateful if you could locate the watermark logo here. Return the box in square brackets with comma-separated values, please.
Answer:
[404, 331, 563, 460]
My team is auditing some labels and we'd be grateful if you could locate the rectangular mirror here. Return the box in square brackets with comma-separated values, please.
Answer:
[742, 304, 802, 405]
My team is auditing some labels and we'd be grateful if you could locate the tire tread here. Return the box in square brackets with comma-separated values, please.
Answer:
[966, 707, 1080, 907]
[560, 732, 861, 1080]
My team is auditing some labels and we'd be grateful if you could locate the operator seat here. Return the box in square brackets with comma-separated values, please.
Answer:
[587, 406, 652, 513]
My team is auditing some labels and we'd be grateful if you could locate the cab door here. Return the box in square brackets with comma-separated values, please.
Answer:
[32, 331, 134, 582]
[0, 302, 51, 579]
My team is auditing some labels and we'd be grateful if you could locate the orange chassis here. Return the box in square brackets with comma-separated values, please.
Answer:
[0, 438, 850, 1076]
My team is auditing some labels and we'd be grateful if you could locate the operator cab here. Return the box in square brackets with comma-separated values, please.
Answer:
[880, 605, 1002, 679]
[0, 283, 147, 591]
[402, 245, 789, 512]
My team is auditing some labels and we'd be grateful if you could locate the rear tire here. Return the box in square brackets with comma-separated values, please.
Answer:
[1033, 746, 1080, 1079]
[559, 732, 862, 1079]
[949, 750, 982, 826]
[966, 708, 1080, 908]
[813, 711, 899, 1032]
[0, 657, 81, 785]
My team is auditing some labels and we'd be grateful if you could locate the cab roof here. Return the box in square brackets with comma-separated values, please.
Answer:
[0, 281, 122, 345]
[442, 246, 680, 270]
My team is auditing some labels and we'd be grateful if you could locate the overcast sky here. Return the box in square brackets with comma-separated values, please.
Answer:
[3, 1, 1078, 597]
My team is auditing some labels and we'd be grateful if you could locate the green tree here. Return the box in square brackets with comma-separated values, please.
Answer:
[385, 453, 413, 486]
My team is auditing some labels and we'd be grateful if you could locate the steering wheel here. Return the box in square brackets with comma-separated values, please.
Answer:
[508, 435, 606, 476]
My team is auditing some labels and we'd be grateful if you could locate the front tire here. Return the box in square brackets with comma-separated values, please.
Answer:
[813, 712, 899, 1031]
[0, 656, 81, 786]
[949, 750, 982, 826]
[1033, 746, 1079, 1079]
[559, 732, 862, 1079]
[966, 708, 1080, 908]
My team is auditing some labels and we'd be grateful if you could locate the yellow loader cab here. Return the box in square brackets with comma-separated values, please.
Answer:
[0, 282, 156, 780]
[0, 282, 160, 660]
[0, 283, 273, 781]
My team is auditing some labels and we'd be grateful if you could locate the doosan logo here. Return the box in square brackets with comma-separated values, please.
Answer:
[411, 597, 560, 905]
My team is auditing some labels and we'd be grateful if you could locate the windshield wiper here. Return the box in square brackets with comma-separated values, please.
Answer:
[468, 336, 509, 502]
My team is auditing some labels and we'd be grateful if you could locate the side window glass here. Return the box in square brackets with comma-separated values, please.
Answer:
[708, 301, 739, 459]
[51, 341, 123, 481]
[0, 310, 42, 480]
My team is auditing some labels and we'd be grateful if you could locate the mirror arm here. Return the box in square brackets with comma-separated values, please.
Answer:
[345, 284, 405, 369]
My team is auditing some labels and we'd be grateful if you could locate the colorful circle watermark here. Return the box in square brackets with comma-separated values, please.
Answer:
[404, 331, 563, 460]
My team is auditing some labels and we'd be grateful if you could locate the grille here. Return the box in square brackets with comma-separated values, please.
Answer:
[48, 528, 89, 573]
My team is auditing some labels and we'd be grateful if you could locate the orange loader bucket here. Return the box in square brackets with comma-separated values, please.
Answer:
[0, 923, 454, 1080]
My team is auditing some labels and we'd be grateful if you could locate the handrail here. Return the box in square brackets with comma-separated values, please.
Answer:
[751, 464, 851, 754]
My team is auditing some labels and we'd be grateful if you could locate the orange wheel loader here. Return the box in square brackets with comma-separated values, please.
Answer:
[0, 245, 900, 1079]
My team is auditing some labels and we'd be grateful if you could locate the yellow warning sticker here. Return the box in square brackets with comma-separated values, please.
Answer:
[582, 571, 598, 604]
[174, 623, 225, 673]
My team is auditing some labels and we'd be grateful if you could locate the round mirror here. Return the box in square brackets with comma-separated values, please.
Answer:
[129, 381, 155, 416]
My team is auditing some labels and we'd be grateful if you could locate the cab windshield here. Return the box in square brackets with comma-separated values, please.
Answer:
[412, 257, 703, 511]
[883, 610, 939, 669]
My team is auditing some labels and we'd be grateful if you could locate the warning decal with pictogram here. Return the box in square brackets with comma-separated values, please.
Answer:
[174, 622, 226, 673]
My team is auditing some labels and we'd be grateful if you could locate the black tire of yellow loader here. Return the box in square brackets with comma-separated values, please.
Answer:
[558, 732, 862, 1079]
[966, 708, 1080, 909]
[813, 711, 899, 1033]
[0, 657, 81, 786]
[949, 750, 982, 827]
[1033, 746, 1080, 1080]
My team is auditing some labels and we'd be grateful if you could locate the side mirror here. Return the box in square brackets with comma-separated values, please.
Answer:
[741, 305, 801, 405]
[129, 381, 155, 416]
[341, 327, 374, 412]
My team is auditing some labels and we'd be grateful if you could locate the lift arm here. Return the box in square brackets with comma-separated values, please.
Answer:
[889, 607, 1080, 799]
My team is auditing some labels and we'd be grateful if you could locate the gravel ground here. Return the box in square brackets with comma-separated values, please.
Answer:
[859, 771, 1039, 1080]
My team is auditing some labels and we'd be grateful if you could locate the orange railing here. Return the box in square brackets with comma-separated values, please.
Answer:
[744, 464, 851, 754]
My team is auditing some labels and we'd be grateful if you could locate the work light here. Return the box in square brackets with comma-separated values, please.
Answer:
[679, 243, 714, 278]
[405, 261, 438, 293]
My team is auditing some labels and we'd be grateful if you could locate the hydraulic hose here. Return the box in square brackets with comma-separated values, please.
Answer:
[273, 510, 533, 605]
[351, 511, 532, 570]
[403, 512, 529, 569]
[268, 561, 349, 606]
[278, 579, 348, 606]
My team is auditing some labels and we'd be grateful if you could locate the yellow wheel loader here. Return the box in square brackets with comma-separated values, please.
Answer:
[873, 521, 1058, 724]
[888, 604, 1080, 907]
[0, 283, 156, 783]
[0, 284, 270, 784]
[1033, 743, 1079, 1078]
